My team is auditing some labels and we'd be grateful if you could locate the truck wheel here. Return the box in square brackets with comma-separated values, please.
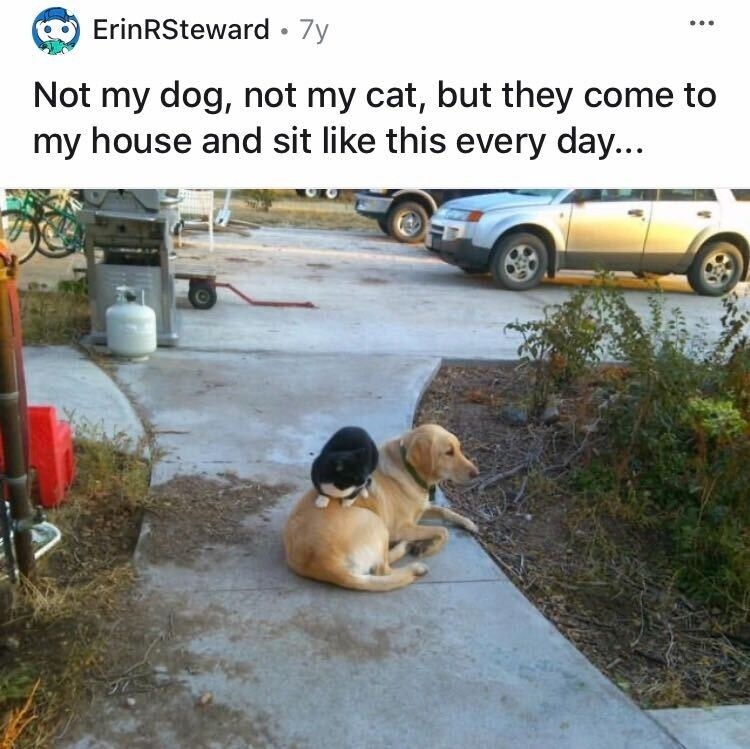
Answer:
[387, 201, 429, 244]
[188, 280, 218, 310]
[490, 233, 548, 291]
[324, 189, 340, 200]
[687, 241, 743, 296]
[303, 189, 320, 199]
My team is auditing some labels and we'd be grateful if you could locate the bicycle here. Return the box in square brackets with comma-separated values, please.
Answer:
[38, 190, 85, 258]
[4, 190, 85, 261]
[1, 191, 41, 264]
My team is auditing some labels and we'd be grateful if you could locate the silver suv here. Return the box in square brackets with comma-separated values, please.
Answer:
[426, 189, 750, 296]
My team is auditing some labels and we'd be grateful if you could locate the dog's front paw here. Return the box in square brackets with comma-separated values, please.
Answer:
[341, 498, 356, 508]
[409, 540, 431, 557]
[314, 495, 330, 508]
[462, 518, 479, 534]
[411, 562, 429, 577]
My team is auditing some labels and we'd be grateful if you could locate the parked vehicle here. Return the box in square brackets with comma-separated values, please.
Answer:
[354, 189, 503, 244]
[426, 188, 750, 296]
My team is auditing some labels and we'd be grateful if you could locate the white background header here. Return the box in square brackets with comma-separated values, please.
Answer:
[4, 1, 748, 187]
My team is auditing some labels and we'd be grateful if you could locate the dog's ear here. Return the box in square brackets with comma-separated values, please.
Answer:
[405, 431, 435, 481]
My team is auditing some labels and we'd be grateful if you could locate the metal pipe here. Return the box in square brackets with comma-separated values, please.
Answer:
[0, 257, 36, 581]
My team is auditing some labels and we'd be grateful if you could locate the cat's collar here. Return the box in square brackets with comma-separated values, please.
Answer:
[399, 442, 437, 503]
[318, 476, 371, 501]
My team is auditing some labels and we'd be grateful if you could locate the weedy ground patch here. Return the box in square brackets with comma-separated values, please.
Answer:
[0, 427, 151, 748]
[419, 278, 750, 707]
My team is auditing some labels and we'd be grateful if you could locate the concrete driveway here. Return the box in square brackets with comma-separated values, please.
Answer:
[22, 224, 742, 360]
[167, 226, 740, 358]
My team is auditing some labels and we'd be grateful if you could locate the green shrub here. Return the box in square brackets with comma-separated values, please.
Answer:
[242, 189, 275, 212]
[505, 284, 606, 411]
[509, 276, 750, 617]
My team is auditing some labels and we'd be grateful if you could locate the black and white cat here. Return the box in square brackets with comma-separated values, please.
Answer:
[311, 426, 379, 508]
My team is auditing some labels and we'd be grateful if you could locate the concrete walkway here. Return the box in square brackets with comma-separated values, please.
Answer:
[44, 349, 678, 749]
[22, 346, 144, 443]
[649, 706, 750, 749]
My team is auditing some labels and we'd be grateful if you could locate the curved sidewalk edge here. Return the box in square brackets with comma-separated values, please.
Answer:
[22, 346, 146, 445]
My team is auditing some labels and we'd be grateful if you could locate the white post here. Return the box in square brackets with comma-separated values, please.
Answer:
[215, 190, 232, 227]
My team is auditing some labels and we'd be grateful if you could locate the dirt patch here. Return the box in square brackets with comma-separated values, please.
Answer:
[1, 452, 292, 747]
[305, 263, 332, 270]
[225, 256, 250, 264]
[417, 363, 750, 708]
[281, 611, 417, 662]
[359, 277, 389, 285]
[59, 590, 295, 749]
[140, 474, 291, 565]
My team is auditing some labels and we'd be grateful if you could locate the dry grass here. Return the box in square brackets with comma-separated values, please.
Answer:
[19, 281, 89, 345]
[1, 680, 39, 749]
[0, 426, 151, 748]
[227, 192, 376, 231]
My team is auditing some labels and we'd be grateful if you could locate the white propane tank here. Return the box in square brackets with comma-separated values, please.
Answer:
[106, 287, 157, 359]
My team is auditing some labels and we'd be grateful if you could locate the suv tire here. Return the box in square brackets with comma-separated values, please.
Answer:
[687, 241, 743, 296]
[490, 232, 548, 291]
[387, 201, 429, 244]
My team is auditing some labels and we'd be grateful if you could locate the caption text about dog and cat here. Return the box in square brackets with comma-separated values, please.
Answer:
[33, 79, 718, 162]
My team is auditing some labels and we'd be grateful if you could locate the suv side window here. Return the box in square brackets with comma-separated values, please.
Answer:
[565, 189, 651, 203]
[657, 189, 716, 201]
[731, 189, 750, 201]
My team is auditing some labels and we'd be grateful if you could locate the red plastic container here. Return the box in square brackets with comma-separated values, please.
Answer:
[0, 406, 75, 508]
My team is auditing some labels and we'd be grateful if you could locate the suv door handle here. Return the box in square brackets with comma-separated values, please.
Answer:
[627, 209, 644, 217]
[697, 210, 712, 218]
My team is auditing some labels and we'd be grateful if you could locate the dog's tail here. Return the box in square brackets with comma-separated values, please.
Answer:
[335, 562, 428, 592]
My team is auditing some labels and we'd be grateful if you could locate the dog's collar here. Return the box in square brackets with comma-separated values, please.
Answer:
[318, 476, 372, 501]
[399, 442, 436, 503]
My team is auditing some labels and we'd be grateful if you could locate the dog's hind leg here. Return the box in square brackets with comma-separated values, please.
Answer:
[388, 541, 409, 564]
[396, 525, 449, 557]
[336, 563, 428, 592]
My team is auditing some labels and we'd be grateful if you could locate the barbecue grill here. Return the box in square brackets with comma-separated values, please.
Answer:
[80, 189, 181, 346]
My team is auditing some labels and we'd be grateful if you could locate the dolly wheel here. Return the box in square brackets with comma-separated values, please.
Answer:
[188, 280, 218, 310]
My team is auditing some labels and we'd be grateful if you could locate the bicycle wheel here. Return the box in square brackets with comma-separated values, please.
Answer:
[1, 210, 40, 264]
[38, 208, 84, 258]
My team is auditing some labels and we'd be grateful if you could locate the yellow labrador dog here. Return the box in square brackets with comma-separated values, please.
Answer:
[283, 424, 479, 592]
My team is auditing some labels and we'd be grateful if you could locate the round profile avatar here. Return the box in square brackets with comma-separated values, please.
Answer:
[33, 7, 80, 55]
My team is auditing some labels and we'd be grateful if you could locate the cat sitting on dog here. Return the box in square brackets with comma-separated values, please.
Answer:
[311, 426, 379, 508]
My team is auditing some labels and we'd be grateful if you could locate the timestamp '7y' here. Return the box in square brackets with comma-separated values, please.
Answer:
[300, 19, 329, 45]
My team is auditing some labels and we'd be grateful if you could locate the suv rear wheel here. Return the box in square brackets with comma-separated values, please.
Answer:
[687, 241, 743, 296]
[387, 201, 429, 244]
[490, 233, 548, 291]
